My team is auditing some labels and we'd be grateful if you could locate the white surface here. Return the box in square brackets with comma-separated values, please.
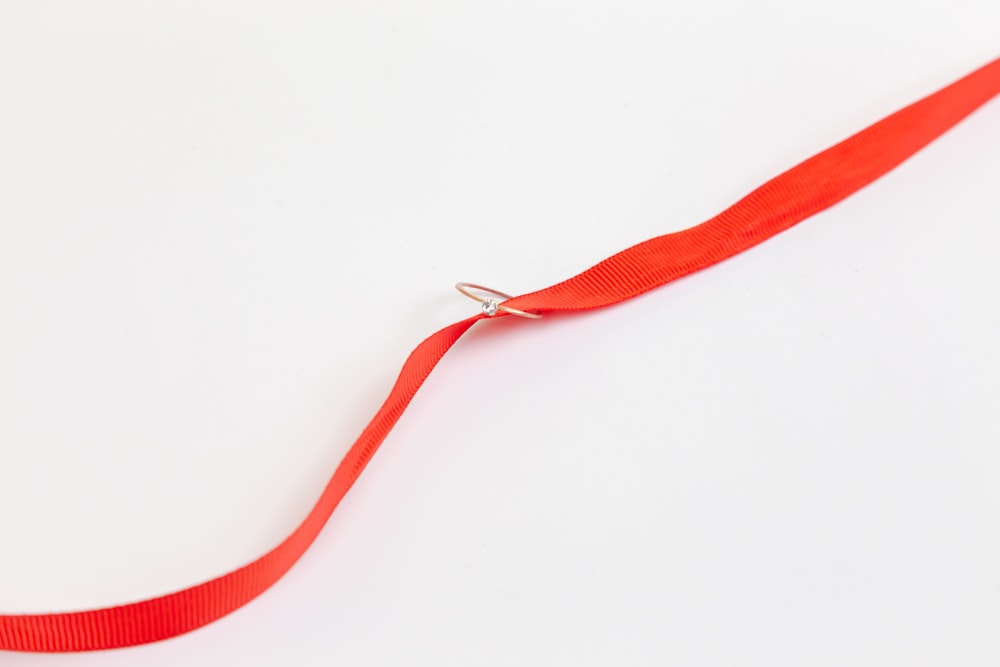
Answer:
[1, 1, 998, 664]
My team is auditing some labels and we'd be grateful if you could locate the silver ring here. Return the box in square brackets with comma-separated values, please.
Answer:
[454, 282, 542, 319]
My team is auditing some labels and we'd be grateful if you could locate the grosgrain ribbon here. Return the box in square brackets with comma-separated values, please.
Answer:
[3, 57, 999, 653]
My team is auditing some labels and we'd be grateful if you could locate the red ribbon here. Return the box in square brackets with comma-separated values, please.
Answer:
[3, 57, 999, 653]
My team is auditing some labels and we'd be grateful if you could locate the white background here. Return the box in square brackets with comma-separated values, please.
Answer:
[1, 1, 998, 665]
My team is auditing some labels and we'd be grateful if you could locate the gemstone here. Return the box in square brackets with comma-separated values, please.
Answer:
[481, 299, 499, 316]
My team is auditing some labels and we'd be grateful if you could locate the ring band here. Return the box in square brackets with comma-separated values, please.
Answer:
[454, 282, 542, 319]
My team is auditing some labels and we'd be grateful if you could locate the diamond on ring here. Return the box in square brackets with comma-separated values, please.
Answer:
[454, 282, 542, 320]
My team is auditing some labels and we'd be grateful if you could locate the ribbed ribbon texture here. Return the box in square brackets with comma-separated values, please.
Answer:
[3, 57, 999, 653]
